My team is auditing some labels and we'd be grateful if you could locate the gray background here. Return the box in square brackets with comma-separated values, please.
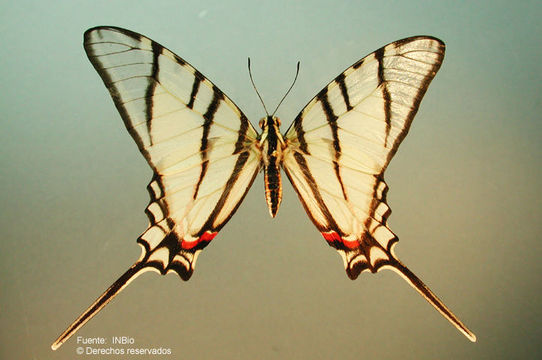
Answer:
[1, 0, 540, 359]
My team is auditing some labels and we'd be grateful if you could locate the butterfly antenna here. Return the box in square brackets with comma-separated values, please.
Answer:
[248, 58, 269, 116]
[271, 61, 300, 117]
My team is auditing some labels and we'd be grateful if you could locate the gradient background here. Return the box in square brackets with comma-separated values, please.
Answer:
[1, 1, 540, 359]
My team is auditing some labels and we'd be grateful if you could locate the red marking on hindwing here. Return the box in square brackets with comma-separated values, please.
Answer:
[181, 231, 218, 249]
[321, 231, 359, 249]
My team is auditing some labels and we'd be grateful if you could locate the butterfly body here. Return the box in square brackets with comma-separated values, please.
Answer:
[259, 115, 285, 217]
[51, 27, 475, 350]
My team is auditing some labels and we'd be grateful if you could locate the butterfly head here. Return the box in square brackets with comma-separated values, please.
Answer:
[259, 115, 281, 129]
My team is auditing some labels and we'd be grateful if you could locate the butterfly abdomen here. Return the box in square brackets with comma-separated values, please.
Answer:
[264, 160, 282, 217]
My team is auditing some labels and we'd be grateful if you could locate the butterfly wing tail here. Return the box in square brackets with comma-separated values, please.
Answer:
[51, 261, 151, 350]
[385, 258, 476, 342]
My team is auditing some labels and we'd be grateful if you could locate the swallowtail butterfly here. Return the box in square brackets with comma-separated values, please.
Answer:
[52, 26, 476, 350]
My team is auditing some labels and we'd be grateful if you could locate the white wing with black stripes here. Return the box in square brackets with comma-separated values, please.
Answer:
[283, 37, 443, 276]
[282, 37, 475, 341]
[52, 26, 261, 350]
[84, 26, 262, 278]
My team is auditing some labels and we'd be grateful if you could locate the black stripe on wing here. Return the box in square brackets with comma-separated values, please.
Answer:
[194, 88, 224, 199]
[286, 152, 343, 234]
[145, 41, 161, 137]
[316, 92, 348, 201]
[187, 75, 202, 110]
[335, 73, 353, 111]
[374, 47, 393, 147]
[198, 151, 260, 233]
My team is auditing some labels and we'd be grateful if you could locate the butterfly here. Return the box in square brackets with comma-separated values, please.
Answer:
[52, 26, 475, 350]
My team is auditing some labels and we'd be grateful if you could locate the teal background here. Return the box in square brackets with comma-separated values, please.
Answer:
[1, 0, 540, 359]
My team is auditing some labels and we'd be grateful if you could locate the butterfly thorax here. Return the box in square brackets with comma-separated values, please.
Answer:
[259, 116, 285, 218]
